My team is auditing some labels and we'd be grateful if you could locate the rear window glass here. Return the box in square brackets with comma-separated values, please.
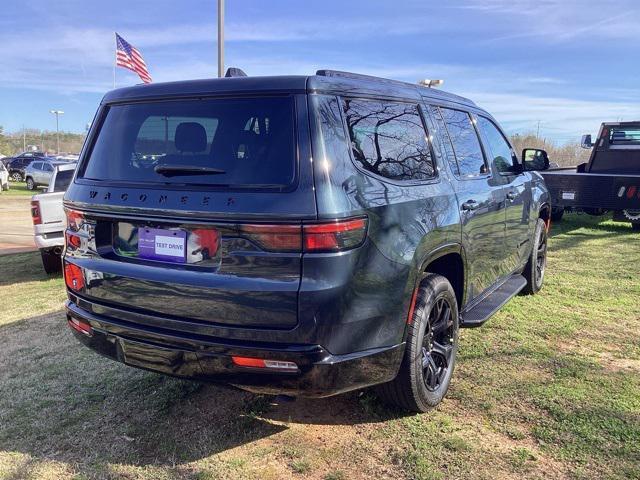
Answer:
[342, 98, 435, 182]
[609, 127, 640, 145]
[81, 97, 296, 188]
[53, 169, 74, 192]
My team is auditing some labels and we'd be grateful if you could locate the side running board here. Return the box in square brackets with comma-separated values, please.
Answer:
[460, 275, 527, 328]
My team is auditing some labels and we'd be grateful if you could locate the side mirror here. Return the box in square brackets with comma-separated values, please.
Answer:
[522, 148, 550, 171]
[581, 134, 593, 149]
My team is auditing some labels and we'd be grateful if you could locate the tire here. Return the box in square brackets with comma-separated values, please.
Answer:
[522, 218, 548, 295]
[26, 177, 35, 190]
[377, 274, 459, 413]
[550, 208, 564, 222]
[10, 172, 22, 182]
[40, 249, 62, 274]
[632, 223, 640, 232]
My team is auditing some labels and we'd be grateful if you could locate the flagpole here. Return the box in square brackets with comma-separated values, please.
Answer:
[217, 0, 224, 78]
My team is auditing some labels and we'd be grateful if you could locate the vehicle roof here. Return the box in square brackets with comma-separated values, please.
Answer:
[101, 71, 477, 109]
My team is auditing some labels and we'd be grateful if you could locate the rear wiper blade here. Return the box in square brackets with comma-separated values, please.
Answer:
[154, 165, 226, 177]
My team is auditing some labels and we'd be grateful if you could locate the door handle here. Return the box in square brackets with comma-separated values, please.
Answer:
[506, 191, 517, 201]
[461, 200, 479, 211]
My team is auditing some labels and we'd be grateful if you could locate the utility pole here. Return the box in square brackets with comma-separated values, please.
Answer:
[536, 120, 541, 139]
[22, 125, 26, 151]
[218, 0, 224, 77]
[49, 110, 64, 155]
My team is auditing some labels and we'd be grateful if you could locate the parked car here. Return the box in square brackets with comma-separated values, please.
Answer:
[24, 158, 68, 190]
[0, 161, 9, 191]
[30, 163, 76, 273]
[63, 69, 550, 412]
[6, 151, 48, 181]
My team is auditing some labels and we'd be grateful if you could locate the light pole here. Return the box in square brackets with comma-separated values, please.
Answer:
[49, 110, 64, 155]
[218, 0, 224, 77]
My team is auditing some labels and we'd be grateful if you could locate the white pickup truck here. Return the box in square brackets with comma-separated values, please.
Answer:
[30, 163, 76, 273]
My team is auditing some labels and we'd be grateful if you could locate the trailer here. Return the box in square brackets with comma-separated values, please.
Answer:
[537, 121, 640, 230]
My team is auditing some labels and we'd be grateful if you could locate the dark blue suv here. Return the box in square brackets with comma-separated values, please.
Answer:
[63, 70, 550, 412]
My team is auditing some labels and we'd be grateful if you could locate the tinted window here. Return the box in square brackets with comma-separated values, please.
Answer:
[429, 105, 459, 176]
[32, 162, 42, 170]
[477, 116, 518, 174]
[609, 127, 640, 145]
[43, 163, 54, 172]
[53, 169, 74, 192]
[81, 97, 296, 188]
[342, 98, 435, 181]
[439, 108, 487, 178]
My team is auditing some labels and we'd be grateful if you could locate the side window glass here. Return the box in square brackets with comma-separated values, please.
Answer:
[44, 163, 54, 172]
[477, 116, 517, 174]
[429, 105, 460, 176]
[33, 162, 42, 170]
[439, 108, 487, 178]
[343, 98, 435, 181]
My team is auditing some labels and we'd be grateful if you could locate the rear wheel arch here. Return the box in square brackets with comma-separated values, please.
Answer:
[417, 245, 466, 311]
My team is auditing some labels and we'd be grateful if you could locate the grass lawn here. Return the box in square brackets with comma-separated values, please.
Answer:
[1, 181, 37, 197]
[0, 213, 638, 479]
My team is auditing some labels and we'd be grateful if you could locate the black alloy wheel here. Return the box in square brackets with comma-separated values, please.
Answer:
[422, 296, 455, 392]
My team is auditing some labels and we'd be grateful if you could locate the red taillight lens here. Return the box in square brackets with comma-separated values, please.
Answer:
[65, 209, 85, 231]
[65, 231, 81, 249]
[64, 262, 84, 291]
[68, 317, 92, 336]
[303, 217, 368, 252]
[240, 217, 368, 253]
[240, 224, 302, 251]
[30, 201, 41, 225]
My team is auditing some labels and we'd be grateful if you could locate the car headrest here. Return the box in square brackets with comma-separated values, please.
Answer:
[175, 122, 207, 153]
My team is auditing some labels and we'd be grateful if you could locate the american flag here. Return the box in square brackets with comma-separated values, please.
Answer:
[115, 33, 152, 84]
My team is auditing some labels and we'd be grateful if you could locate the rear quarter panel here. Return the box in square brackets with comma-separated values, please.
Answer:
[307, 94, 460, 354]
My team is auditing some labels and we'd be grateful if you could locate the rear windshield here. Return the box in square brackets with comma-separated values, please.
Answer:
[80, 96, 296, 188]
[53, 169, 74, 192]
[609, 126, 640, 146]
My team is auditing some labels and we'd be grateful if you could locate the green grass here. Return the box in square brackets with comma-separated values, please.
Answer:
[1, 181, 37, 197]
[0, 213, 638, 479]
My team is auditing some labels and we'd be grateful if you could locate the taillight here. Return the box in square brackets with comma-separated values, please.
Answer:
[65, 231, 82, 249]
[240, 217, 368, 253]
[240, 224, 302, 252]
[31, 201, 41, 225]
[64, 262, 84, 291]
[65, 208, 85, 231]
[303, 218, 368, 252]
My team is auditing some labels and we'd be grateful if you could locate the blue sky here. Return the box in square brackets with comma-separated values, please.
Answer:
[1, 0, 639, 144]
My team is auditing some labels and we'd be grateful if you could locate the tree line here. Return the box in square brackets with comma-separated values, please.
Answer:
[0, 126, 86, 157]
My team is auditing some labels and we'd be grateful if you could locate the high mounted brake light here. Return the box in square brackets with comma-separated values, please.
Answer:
[240, 217, 368, 253]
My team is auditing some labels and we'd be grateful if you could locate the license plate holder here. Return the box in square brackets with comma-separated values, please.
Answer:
[138, 228, 187, 263]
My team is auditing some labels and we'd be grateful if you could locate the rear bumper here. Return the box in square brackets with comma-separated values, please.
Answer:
[34, 231, 64, 250]
[65, 299, 404, 397]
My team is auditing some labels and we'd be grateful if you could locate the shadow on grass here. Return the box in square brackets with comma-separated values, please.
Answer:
[0, 251, 60, 287]
[0, 310, 406, 474]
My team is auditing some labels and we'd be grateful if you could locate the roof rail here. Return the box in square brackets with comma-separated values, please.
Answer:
[316, 69, 412, 88]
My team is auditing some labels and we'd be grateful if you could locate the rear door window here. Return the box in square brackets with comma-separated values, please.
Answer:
[80, 96, 296, 188]
[342, 98, 435, 182]
[439, 108, 488, 178]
